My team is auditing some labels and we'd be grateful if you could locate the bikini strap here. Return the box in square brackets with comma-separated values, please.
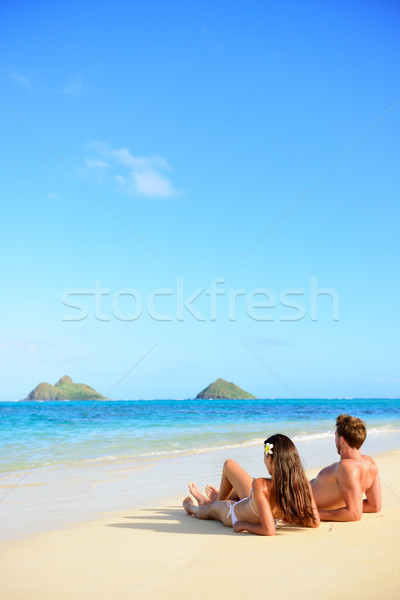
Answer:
[226, 501, 234, 520]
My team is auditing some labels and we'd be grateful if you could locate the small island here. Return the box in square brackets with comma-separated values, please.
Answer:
[23, 375, 107, 401]
[196, 378, 257, 400]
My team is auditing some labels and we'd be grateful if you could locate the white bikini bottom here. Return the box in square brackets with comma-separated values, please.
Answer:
[226, 496, 260, 525]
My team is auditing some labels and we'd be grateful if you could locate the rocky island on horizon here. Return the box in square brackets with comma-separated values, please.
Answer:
[196, 378, 257, 400]
[23, 375, 107, 401]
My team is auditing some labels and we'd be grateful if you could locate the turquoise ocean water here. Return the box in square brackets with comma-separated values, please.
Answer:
[1, 398, 400, 473]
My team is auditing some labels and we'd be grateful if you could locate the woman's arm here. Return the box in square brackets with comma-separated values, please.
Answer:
[233, 478, 276, 536]
[308, 481, 320, 528]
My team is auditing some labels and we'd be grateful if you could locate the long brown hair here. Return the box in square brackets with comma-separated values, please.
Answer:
[265, 434, 317, 527]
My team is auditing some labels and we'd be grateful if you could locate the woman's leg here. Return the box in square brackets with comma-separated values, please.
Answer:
[188, 460, 253, 505]
[183, 497, 233, 527]
[215, 459, 253, 500]
[188, 482, 209, 505]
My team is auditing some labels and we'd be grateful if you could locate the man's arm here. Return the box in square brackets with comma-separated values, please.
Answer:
[318, 462, 363, 522]
[363, 469, 382, 513]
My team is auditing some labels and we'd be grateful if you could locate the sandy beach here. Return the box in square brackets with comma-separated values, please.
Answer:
[1, 446, 399, 600]
[2, 1, 399, 598]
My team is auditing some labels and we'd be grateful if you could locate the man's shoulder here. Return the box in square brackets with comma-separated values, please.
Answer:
[337, 457, 362, 476]
[361, 454, 379, 474]
[316, 461, 340, 477]
[343, 454, 379, 470]
[338, 457, 359, 467]
[361, 453, 377, 465]
[338, 454, 378, 476]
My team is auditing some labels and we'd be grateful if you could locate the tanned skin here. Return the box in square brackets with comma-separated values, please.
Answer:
[310, 431, 382, 522]
[184, 454, 320, 535]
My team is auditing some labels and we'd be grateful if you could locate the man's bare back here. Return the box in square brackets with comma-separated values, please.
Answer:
[310, 416, 382, 521]
[311, 455, 379, 510]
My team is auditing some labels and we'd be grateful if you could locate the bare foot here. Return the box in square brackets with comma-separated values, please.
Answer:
[183, 496, 195, 516]
[205, 484, 219, 501]
[188, 481, 210, 505]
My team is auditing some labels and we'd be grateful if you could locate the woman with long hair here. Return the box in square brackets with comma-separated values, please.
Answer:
[183, 434, 320, 535]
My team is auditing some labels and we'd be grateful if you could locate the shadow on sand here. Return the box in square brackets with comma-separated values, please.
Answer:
[107, 506, 304, 536]
[107, 506, 229, 535]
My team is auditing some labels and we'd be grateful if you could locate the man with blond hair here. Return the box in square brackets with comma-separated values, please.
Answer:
[311, 414, 381, 521]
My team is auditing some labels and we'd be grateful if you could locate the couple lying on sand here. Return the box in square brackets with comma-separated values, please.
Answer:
[183, 414, 382, 536]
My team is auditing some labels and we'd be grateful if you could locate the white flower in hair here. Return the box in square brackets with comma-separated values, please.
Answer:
[264, 442, 273, 455]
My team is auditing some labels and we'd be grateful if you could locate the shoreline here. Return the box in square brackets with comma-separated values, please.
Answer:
[1, 430, 400, 543]
[1, 447, 399, 599]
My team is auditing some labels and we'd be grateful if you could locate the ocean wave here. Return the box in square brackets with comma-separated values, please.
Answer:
[366, 426, 400, 435]
[64, 427, 400, 467]
[53, 438, 266, 467]
[292, 431, 335, 441]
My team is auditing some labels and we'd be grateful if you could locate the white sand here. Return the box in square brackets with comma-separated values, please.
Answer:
[0, 448, 399, 599]
[2, 430, 400, 542]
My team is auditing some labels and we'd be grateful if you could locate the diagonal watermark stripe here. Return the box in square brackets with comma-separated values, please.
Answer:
[102, 344, 157, 397]
[244, 342, 333, 430]
[241, 97, 400, 260]
[0, 344, 157, 503]
[0, 96, 160, 259]
[380, 479, 400, 504]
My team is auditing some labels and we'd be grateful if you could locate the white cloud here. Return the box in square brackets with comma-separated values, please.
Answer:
[134, 170, 174, 196]
[7, 68, 30, 87]
[86, 142, 178, 198]
[47, 192, 59, 199]
[0, 339, 40, 354]
[85, 158, 109, 169]
[62, 76, 88, 95]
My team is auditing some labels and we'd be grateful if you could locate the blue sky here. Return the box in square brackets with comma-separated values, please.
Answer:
[1, 0, 399, 400]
